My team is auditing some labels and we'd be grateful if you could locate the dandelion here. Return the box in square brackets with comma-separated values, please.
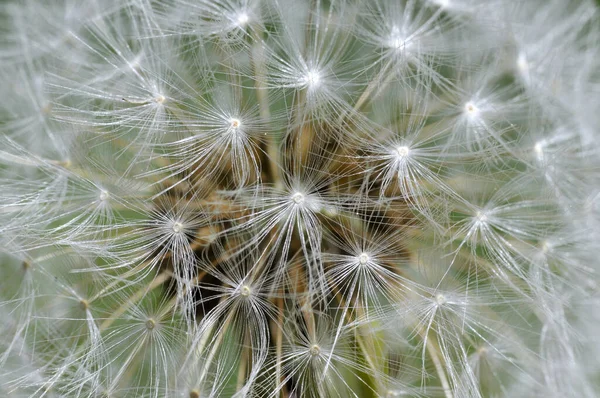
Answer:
[1, 0, 599, 397]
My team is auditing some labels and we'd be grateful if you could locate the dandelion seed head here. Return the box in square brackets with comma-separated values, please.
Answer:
[3, 1, 599, 396]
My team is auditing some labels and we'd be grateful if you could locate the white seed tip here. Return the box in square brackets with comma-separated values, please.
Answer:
[145, 318, 156, 330]
[391, 37, 405, 50]
[517, 53, 529, 72]
[42, 103, 53, 114]
[358, 252, 370, 265]
[172, 222, 183, 233]
[389, 26, 407, 50]
[291, 192, 305, 204]
[230, 118, 241, 129]
[465, 102, 478, 115]
[396, 145, 410, 158]
[435, 293, 447, 306]
[476, 211, 487, 222]
[309, 344, 321, 356]
[534, 142, 543, 155]
[154, 94, 166, 104]
[236, 13, 249, 26]
[99, 190, 109, 201]
[301, 71, 321, 87]
[240, 285, 251, 297]
[541, 240, 551, 253]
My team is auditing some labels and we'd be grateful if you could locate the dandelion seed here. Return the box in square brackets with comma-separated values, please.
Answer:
[236, 13, 249, 27]
[229, 118, 241, 129]
[358, 252, 370, 265]
[171, 222, 183, 235]
[98, 190, 109, 202]
[300, 70, 321, 88]
[465, 101, 479, 117]
[239, 285, 251, 297]
[475, 210, 487, 223]
[145, 318, 156, 330]
[396, 145, 410, 158]
[309, 344, 321, 357]
[435, 293, 447, 306]
[79, 299, 89, 311]
[388, 26, 410, 51]
[291, 192, 305, 205]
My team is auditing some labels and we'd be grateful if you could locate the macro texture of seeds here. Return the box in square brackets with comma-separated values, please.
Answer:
[0, 0, 599, 397]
